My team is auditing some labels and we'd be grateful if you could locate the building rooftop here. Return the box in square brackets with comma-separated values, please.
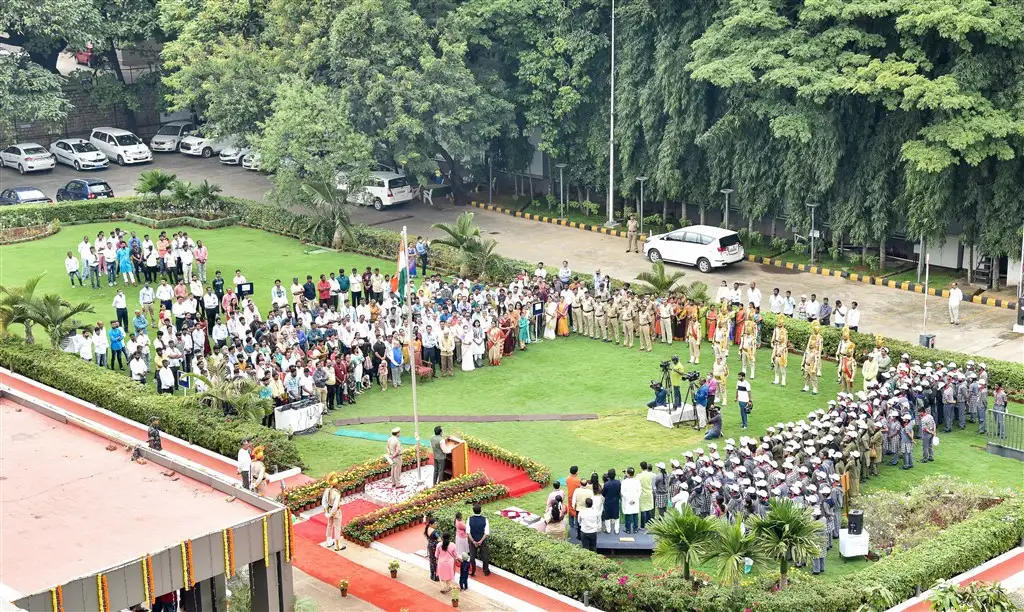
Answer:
[0, 399, 262, 597]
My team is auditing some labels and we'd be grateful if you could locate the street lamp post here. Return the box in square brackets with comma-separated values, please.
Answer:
[487, 154, 493, 205]
[604, 0, 617, 228]
[556, 163, 567, 219]
[636, 176, 648, 234]
[806, 201, 820, 266]
[719, 188, 734, 229]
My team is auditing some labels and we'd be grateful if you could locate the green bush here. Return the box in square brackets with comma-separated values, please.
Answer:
[0, 338, 303, 469]
[758, 313, 1024, 391]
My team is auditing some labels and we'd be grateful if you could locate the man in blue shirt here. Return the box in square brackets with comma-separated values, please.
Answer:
[415, 237, 429, 276]
[132, 310, 148, 335]
[108, 321, 127, 370]
[646, 382, 668, 408]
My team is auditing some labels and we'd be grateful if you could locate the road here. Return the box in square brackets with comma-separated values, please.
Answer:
[2, 154, 1021, 362]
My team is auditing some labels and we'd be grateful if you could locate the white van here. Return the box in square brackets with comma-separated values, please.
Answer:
[643, 224, 745, 273]
[89, 127, 153, 166]
[336, 170, 415, 211]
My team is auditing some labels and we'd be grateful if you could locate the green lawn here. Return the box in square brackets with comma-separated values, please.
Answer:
[5, 221, 1019, 582]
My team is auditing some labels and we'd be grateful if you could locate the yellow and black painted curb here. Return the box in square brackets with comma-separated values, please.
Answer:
[467, 200, 1017, 312]
[746, 255, 1018, 311]
[468, 200, 648, 241]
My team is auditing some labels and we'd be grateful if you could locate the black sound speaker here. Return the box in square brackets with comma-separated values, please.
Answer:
[848, 509, 864, 535]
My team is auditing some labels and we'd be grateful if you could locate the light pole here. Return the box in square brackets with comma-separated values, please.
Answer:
[916, 219, 929, 283]
[604, 0, 617, 228]
[487, 154, 493, 205]
[636, 176, 648, 234]
[720, 188, 734, 229]
[556, 163, 567, 218]
[806, 201, 820, 266]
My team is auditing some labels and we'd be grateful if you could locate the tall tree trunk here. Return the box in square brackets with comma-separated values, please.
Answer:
[699, 204, 705, 225]
[780, 556, 789, 589]
[662, 198, 668, 220]
[24, 323, 35, 345]
[529, 174, 535, 203]
[967, 242, 974, 284]
[332, 225, 345, 250]
[878, 236, 886, 271]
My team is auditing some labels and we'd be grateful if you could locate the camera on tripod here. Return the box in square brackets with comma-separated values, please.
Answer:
[682, 370, 701, 383]
[659, 360, 672, 371]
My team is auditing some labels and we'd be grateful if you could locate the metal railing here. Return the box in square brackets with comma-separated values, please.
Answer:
[985, 408, 1024, 461]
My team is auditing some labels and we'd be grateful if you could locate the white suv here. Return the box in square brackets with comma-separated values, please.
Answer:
[89, 127, 152, 165]
[179, 133, 236, 158]
[336, 170, 415, 211]
[643, 224, 745, 273]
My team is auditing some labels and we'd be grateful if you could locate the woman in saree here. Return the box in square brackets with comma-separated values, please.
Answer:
[752, 305, 764, 348]
[555, 296, 571, 337]
[487, 319, 504, 365]
[517, 305, 531, 350]
[672, 298, 687, 341]
[501, 313, 516, 356]
[544, 299, 557, 340]
[733, 304, 747, 344]
[705, 303, 718, 342]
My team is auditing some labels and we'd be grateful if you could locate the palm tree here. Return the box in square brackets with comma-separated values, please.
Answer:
[431, 212, 483, 276]
[747, 498, 823, 589]
[469, 237, 500, 280]
[192, 180, 223, 211]
[22, 294, 95, 350]
[183, 354, 273, 422]
[298, 179, 355, 249]
[634, 260, 688, 294]
[647, 506, 720, 580]
[705, 520, 767, 589]
[682, 281, 710, 304]
[136, 169, 178, 205]
[170, 180, 194, 210]
[0, 275, 45, 344]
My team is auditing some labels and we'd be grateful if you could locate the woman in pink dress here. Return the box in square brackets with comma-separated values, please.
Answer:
[454, 511, 470, 557]
[435, 532, 459, 594]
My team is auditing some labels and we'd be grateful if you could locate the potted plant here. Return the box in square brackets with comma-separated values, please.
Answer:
[388, 560, 400, 578]
[338, 579, 349, 598]
[451, 587, 460, 608]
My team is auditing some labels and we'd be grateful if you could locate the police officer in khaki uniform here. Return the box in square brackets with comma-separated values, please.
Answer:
[595, 297, 609, 341]
[581, 292, 596, 338]
[658, 300, 674, 344]
[626, 215, 639, 253]
[607, 295, 621, 344]
[621, 297, 635, 348]
[638, 299, 653, 351]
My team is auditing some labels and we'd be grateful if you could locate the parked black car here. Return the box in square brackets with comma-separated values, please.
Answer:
[55, 178, 115, 201]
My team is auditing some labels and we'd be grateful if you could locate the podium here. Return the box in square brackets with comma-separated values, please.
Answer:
[442, 439, 470, 481]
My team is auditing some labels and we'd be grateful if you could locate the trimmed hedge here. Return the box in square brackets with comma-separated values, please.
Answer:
[0, 338, 303, 470]
[434, 497, 1024, 612]
[2, 196, 1021, 390]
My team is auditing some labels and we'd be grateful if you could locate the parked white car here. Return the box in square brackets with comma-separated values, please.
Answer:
[219, 145, 251, 165]
[179, 133, 236, 158]
[643, 224, 745, 273]
[0, 143, 56, 174]
[149, 120, 196, 152]
[89, 127, 152, 165]
[49, 138, 109, 170]
[241, 152, 262, 171]
[336, 170, 415, 211]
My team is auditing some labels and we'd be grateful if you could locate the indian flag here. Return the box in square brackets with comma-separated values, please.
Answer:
[391, 241, 408, 302]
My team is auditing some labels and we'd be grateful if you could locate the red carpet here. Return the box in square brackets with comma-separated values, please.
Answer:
[292, 537, 451, 612]
[467, 450, 541, 497]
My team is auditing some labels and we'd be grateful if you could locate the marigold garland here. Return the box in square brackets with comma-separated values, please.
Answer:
[222, 529, 231, 576]
[95, 575, 105, 612]
[262, 516, 270, 564]
[56, 585, 63, 612]
[50, 589, 58, 612]
[185, 540, 196, 589]
[100, 575, 110, 612]
[287, 509, 296, 562]
[227, 528, 236, 576]
[179, 542, 189, 590]
[282, 510, 292, 563]
[145, 555, 155, 605]
[141, 557, 151, 606]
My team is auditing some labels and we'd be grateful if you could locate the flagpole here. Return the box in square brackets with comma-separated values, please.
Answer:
[401, 226, 424, 485]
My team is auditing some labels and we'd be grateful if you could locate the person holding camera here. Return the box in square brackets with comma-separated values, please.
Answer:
[647, 381, 668, 408]
[736, 371, 753, 429]
[669, 355, 687, 408]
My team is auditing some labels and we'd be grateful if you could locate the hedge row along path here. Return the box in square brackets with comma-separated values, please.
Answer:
[332, 413, 599, 425]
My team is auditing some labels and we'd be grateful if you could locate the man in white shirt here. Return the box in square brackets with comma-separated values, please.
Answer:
[92, 323, 108, 367]
[833, 299, 847, 328]
[179, 247, 194, 282]
[171, 297, 189, 331]
[349, 270, 364, 305]
[212, 318, 229, 348]
[237, 440, 252, 489]
[621, 468, 642, 534]
[158, 362, 175, 394]
[155, 279, 174, 311]
[77, 329, 94, 361]
[747, 282, 762, 309]
[129, 351, 149, 383]
[557, 261, 572, 286]
[77, 236, 93, 271]
[65, 251, 83, 287]
[202, 288, 220, 323]
[534, 262, 547, 281]
[715, 280, 730, 304]
[729, 283, 742, 307]
[846, 301, 861, 331]
[578, 497, 601, 551]
[232, 269, 248, 287]
[768, 288, 784, 314]
[736, 371, 753, 430]
[806, 294, 820, 322]
[948, 282, 963, 325]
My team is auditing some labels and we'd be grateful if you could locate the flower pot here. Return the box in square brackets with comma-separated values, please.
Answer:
[390, 570, 398, 578]
[452, 600, 459, 608]
[340, 589, 348, 598]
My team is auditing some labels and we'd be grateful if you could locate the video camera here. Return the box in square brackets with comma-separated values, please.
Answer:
[659, 360, 672, 371]
[682, 370, 701, 383]
[650, 380, 663, 390]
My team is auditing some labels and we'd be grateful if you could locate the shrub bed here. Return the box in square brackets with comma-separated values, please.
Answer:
[278, 448, 425, 512]
[0, 338, 302, 469]
[0, 221, 60, 244]
[342, 471, 508, 545]
[123, 212, 239, 229]
[433, 494, 1024, 612]
[1, 196, 1021, 390]
[461, 434, 551, 485]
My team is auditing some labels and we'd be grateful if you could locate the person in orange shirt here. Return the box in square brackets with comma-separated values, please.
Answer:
[565, 466, 581, 536]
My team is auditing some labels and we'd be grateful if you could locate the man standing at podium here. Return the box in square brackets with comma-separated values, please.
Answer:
[431, 426, 450, 485]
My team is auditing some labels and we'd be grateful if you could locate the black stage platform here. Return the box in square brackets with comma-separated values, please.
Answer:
[567, 530, 655, 555]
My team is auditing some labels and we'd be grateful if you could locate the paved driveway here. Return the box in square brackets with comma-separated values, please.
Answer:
[3, 155, 1020, 361]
